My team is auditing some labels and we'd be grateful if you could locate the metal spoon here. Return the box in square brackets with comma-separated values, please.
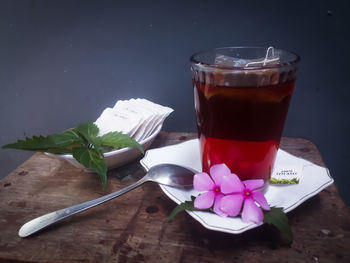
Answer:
[18, 163, 195, 238]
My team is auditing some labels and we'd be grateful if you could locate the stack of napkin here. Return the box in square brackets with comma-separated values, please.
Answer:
[95, 98, 173, 141]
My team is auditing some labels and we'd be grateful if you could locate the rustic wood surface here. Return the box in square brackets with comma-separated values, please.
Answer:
[0, 132, 349, 263]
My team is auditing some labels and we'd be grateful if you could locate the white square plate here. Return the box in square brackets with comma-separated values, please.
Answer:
[140, 139, 334, 234]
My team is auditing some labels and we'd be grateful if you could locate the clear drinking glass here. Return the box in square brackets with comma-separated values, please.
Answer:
[190, 47, 300, 181]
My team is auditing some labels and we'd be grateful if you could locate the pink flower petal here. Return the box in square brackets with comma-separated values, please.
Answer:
[241, 198, 264, 224]
[221, 173, 244, 194]
[219, 194, 244, 217]
[243, 179, 264, 191]
[193, 172, 214, 191]
[213, 193, 228, 217]
[194, 191, 215, 209]
[252, 190, 270, 211]
[210, 163, 231, 186]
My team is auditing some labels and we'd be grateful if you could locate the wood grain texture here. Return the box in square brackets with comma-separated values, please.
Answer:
[0, 132, 349, 263]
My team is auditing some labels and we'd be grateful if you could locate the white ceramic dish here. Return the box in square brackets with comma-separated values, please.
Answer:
[140, 139, 334, 234]
[46, 124, 162, 171]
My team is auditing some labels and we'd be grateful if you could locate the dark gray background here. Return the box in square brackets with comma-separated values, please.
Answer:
[1, 0, 349, 206]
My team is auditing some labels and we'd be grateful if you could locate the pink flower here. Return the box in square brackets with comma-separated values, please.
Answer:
[193, 164, 231, 217]
[193, 163, 270, 224]
[220, 174, 270, 224]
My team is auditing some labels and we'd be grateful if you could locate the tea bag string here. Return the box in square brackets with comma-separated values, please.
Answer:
[245, 46, 279, 67]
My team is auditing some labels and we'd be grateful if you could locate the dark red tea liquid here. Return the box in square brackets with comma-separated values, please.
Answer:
[194, 76, 295, 181]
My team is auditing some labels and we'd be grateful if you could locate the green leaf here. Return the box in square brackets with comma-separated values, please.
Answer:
[96, 131, 144, 154]
[72, 121, 100, 149]
[74, 121, 99, 139]
[167, 196, 203, 221]
[270, 177, 299, 185]
[263, 207, 293, 245]
[72, 146, 108, 188]
[2, 130, 83, 153]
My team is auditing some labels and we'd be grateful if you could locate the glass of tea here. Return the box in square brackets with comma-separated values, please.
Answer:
[190, 47, 300, 182]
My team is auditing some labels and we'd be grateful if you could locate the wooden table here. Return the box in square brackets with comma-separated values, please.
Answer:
[1, 132, 349, 262]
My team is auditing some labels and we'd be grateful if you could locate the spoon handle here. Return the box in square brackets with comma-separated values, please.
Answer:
[18, 177, 147, 237]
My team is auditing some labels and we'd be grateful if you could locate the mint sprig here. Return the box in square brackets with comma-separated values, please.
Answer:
[2, 121, 143, 188]
[168, 199, 293, 244]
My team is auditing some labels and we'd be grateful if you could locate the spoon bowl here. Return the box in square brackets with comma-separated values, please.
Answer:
[19, 163, 195, 238]
[146, 163, 195, 186]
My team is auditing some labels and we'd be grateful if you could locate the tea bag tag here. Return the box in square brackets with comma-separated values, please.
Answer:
[214, 46, 280, 68]
[271, 164, 302, 184]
